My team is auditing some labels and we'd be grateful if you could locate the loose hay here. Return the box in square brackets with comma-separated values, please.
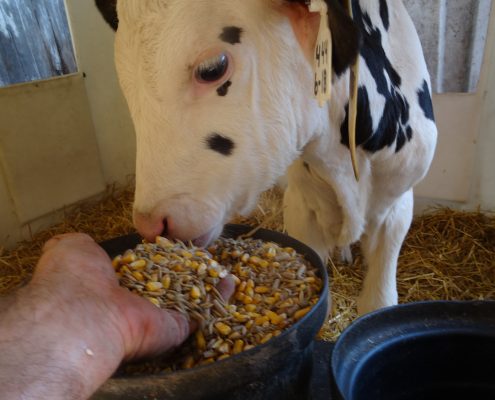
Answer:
[1, 186, 494, 341]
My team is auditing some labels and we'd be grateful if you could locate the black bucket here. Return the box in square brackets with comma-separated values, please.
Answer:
[332, 301, 495, 400]
[93, 224, 329, 400]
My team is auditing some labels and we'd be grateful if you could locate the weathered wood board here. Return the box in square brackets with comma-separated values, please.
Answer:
[0, 0, 77, 87]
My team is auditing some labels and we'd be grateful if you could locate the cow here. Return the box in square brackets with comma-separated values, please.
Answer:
[96, 0, 437, 315]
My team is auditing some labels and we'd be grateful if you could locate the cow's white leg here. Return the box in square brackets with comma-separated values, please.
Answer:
[283, 185, 329, 263]
[357, 189, 413, 315]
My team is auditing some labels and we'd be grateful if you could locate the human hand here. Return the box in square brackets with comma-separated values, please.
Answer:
[0, 233, 234, 400]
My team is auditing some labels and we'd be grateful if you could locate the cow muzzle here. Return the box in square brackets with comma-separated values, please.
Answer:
[133, 198, 226, 247]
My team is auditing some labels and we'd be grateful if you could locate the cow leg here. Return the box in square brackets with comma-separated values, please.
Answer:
[283, 184, 329, 262]
[357, 189, 413, 315]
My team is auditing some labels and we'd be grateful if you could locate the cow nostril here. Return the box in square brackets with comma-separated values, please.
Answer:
[161, 218, 169, 237]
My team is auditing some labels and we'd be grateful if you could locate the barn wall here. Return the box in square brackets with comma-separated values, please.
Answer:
[415, 3, 495, 212]
[64, 0, 136, 185]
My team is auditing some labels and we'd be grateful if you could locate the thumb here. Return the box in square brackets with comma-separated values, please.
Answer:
[117, 290, 193, 361]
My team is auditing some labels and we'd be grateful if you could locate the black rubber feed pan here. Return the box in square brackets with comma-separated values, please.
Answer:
[93, 224, 329, 400]
[332, 301, 495, 400]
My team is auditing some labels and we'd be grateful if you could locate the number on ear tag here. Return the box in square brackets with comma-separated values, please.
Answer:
[308, 0, 332, 107]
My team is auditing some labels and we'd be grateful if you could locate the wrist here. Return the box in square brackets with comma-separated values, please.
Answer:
[0, 285, 124, 400]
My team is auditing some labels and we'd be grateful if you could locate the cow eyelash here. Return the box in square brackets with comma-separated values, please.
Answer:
[195, 53, 229, 83]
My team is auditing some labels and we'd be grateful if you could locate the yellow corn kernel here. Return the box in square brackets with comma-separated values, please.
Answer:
[151, 254, 167, 264]
[218, 354, 230, 361]
[129, 259, 146, 270]
[246, 279, 255, 289]
[146, 297, 160, 307]
[156, 236, 173, 247]
[244, 344, 255, 351]
[273, 330, 282, 337]
[215, 322, 232, 336]
[161, 275, 171, 290]
[245, 320, 254, 330]
[254, 286, 270, 294]
[121, 252, 137, 264]
[233, 312, 249, 323]
[112, 255, 122, 269]
[294, 306, 311, 320]
[190, 286, 201, 300]
[248, 256, 262, 266]
[120, 265, 131, 275]
[247, 312, 261, 318]
[233, 340, 244, 355]
[205, 283, 213, 292]
[253, 294, 262, 304]
[241, 253, 250, 263]
[259, 260, 270, 268]
[190, 260, 199, 270]
[242, 295, 254, 305]
[173, 264, 184, 272]
[284, 247, 295, 255]
[260, 333, 273, 344]
[145, 282, 163, 292]
[246, 287, 254, 298]
[195, 251, 207, 257]
[200, 358, 215, 366]
[265, 310, 283, 325]
[235, 292, 246, 302]
[181, 250, 193, 259]
[265, 297, 277, 305]
[244, 304, 257, 313]
[279, 299, 294, 308]
[270, 262, 281, 268]
[255, 316, 269, 326]
[208, 268, 219, 278]
[195, 331, 206, 351]
[304, 277, 316, 283]
[238, 281, 247, 293]
[131, 271, 145, 282]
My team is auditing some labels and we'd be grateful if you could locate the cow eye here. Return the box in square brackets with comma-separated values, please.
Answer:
[195, 53, 229, 83]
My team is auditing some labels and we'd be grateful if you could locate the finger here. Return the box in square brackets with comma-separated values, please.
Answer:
[216, 274, 236, 301]
[42, 233, 95, 253]
[120, 293, 192, 360]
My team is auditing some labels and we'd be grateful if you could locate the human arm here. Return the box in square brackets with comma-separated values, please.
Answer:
[0, 233, 194, 400]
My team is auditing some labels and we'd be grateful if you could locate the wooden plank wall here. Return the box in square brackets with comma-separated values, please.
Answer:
[0, 0, 77, 87]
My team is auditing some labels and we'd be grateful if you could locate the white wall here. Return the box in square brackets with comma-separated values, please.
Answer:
[65, 0, 136, 185]
[415, 4, 495, 212]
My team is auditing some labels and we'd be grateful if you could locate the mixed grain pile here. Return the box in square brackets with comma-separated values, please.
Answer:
[113, 236, 322, 369]
[1, 185, 494, 341]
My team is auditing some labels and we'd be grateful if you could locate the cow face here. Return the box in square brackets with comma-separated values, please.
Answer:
[97, 0, 359, 245]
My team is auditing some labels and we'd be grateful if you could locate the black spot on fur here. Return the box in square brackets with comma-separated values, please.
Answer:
[379, 0, 390, 30]
[340, 7, 412, 154]
[418, 80, 435, 121]
[219, 27, 243, 45]
[217, 81, 232, 97]
[206, 133, 235, 156]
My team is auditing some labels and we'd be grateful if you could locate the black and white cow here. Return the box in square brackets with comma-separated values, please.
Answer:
[96, 0, 437, 315]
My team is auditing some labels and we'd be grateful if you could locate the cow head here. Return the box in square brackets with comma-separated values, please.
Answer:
[96, 0, 360, 245]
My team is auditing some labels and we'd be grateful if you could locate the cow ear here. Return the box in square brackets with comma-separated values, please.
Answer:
[282, 0, 361, 76]
[95, 0, 118, 31]
[326, 0, 361, 75]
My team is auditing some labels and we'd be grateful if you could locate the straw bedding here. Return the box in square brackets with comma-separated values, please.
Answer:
[1, 186, 494, 340]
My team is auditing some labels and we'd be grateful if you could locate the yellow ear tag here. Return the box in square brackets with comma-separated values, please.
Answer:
[308, 0, 332, 107]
